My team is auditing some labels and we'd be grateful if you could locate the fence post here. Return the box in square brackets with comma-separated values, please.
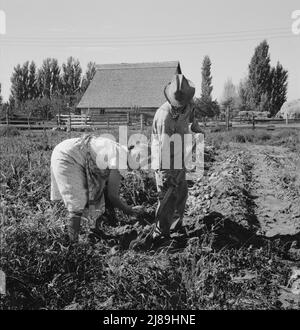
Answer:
[127, 112, 130, 125]
[252, 114, 255, 130]
[68, 114, 72, 132]
[107, 117, 110, 129]
[286, 114, 289, 125]
[226, 107, 230, 131]
[140, 113, 144, 131]
[67, 103, 72, 132]
[57, 109, 61, 127]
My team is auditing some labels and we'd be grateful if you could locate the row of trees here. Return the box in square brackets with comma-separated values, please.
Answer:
[220, 40, 288, 118]
[0, 40, 289, 120]
[1, 57, 96, 120]
[195, 40, 288, 118]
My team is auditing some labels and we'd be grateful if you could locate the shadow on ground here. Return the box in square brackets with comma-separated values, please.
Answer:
[91, 211, 300, 261]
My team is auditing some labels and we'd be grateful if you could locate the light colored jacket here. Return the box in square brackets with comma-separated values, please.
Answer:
[50, 136, 126, 217]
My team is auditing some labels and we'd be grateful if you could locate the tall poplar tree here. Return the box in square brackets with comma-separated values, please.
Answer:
[247, 40, 271, 112]
[201, 55, 213, 101]
[61, 56, 82, 97]
[269, 62, 288, 116]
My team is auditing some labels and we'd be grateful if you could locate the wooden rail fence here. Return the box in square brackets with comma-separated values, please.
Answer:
[56, 113, 149, 130]
[1, 113, 300, 131]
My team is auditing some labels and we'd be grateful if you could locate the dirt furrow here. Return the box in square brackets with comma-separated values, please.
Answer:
[248, 144, 300, 237]
[187, 144, 258, 230]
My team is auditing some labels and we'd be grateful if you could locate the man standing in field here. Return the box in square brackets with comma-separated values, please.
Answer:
[150, 74, 204, 243]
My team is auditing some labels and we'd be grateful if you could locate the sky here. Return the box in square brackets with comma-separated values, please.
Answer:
[0, 0, 299, 103]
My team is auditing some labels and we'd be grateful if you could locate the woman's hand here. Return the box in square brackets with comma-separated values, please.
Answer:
[107, 170, 145, 216]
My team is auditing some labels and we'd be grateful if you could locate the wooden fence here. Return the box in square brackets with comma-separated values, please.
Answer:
[56, 113, 149, 130]
[1, 113, 300, 131]
[0, 116, 56, 129]
[202, 117, 300, 130]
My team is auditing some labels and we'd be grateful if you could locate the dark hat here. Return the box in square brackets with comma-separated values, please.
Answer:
[164, 74, 195, 107]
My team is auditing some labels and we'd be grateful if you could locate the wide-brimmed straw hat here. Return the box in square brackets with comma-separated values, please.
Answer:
[164, 74, 195, 107]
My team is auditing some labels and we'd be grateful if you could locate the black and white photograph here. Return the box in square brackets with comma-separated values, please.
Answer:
[0, 0, 300, 317]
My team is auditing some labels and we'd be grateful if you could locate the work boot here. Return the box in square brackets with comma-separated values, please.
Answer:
[151, 233, 172, 250]
[170, 219, 188, 236]
[170, 218, 183, 232]
[129, 231, 153, 251]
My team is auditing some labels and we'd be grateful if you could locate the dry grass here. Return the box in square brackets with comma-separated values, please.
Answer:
[206, 128, 300, 152]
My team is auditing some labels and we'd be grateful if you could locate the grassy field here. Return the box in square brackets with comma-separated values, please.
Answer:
[0, 127, 300, 310]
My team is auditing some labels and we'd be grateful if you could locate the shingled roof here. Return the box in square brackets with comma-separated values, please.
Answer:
[77, 61, 181, 109]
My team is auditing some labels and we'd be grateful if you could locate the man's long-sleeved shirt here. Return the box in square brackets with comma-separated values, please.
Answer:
[151, 102, 203, 171]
